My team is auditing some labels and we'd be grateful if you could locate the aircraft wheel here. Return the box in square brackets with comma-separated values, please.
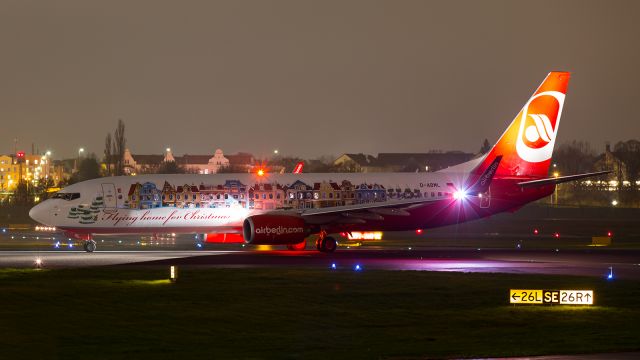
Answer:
[85, 240, 96, 253]
[321, 237, 337, 253]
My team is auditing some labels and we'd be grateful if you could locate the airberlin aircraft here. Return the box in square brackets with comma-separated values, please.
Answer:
[30, 72, 608, 252]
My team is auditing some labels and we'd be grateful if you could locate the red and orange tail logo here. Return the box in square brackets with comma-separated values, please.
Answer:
[476, 72, 570, 178]
[293, 162, 304, 174]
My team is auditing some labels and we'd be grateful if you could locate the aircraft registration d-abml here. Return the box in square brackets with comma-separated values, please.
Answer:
[30, 72, 608, 252]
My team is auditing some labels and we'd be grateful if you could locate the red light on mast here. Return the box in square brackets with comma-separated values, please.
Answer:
[533, 229, 539, 235]
[16, 151, 25, 158]
[607, 231, 613, 237]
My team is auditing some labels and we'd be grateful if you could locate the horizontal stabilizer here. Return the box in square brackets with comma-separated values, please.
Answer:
[517, 171, 611, 188]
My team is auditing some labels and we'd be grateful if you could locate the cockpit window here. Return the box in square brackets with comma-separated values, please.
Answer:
[52, 192, 81, 201]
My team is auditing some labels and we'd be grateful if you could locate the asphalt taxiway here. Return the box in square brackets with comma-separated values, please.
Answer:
[1, 248, 639, 279]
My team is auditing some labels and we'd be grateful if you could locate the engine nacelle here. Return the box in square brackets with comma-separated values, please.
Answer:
[243, 215, 309, 245]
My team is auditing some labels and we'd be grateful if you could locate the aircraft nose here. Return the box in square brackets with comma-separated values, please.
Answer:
[29, 202, 51, 225]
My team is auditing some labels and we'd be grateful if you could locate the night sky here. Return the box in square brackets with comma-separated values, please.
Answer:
[1, 0, 638, 159]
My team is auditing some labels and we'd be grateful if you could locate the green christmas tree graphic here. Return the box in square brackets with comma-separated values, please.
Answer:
[67, 207, 79, 219]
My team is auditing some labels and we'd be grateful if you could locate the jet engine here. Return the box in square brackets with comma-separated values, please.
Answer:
[243, 215, 310, 245]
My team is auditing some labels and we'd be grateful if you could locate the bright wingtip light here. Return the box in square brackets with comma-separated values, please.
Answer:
[453, 190, 466, 200]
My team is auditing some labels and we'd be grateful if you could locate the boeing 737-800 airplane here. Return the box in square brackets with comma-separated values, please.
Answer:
[29, 72, 608, 252]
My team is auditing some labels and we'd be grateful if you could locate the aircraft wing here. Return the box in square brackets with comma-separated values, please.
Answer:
[299, 197, 440, 217]
[292, 197, 443, 225]
[517, 170, 611, 188]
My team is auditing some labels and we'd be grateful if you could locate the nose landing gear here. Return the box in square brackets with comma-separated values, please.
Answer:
[83, 239, 97, 252]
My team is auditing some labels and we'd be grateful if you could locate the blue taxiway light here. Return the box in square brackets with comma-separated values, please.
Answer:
[354, 264, 362, 271]
[330, 263, 337, 270]
[196, 243, 203, 249]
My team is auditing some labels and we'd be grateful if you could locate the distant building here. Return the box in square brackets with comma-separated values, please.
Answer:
[123, 149, 163, 175]
[334, 152, 475, 172]
[0, 153, 58, 191]
[594, 144, 627, 182]
[122, 148, 254, 175]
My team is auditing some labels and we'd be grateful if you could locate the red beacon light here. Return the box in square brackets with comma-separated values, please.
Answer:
[533, 229, 539, 235]
[554, 232, 560, 238]
[415, 229, 423, 235]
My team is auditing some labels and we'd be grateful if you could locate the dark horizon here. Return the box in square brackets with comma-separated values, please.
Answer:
[2, 1, 639, 159]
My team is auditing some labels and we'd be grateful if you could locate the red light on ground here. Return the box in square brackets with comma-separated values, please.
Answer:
[257, 169, 265, 177]
[533, 229, 539, 235]
[554, 232, 560, 238]
[340, 232, 347, 237]
[415, 229, 423, 235]
[607, 231, 613, 237]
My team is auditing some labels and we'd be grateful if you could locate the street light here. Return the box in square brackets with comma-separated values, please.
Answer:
[76, 148, 85, 172]
[273, 149, 279, 155]
[612, 200, 618, 206]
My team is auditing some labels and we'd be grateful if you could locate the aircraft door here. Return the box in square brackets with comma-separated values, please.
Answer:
[101, 183, 118, 208]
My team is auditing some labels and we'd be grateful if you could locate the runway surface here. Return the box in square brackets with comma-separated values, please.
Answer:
[2, 248, 639, 279]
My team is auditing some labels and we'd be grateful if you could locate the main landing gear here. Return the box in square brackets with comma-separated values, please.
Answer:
[83, 239, 97, 252]
[315, 231, 337, 253]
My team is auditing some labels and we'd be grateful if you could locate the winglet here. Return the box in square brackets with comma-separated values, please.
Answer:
[468, 155, 502, 194]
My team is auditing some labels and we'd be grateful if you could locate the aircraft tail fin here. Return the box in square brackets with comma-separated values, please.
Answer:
[471, 71, 570, 179]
